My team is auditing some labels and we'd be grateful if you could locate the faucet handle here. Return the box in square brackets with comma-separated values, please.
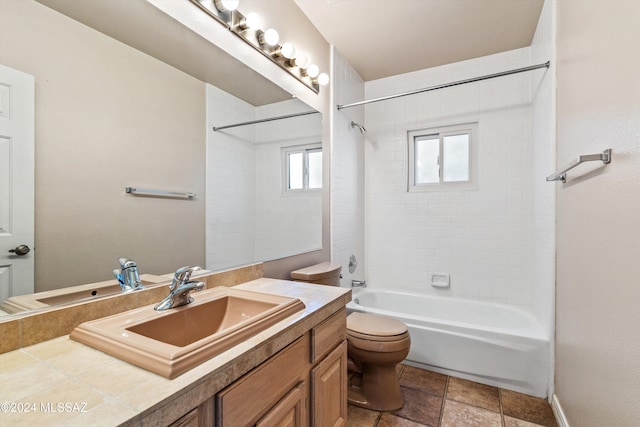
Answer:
[118, 257, 136, 269]
[171, 266, 202, 290]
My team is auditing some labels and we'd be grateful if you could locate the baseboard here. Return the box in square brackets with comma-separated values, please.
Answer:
[551, 394, 570, 427]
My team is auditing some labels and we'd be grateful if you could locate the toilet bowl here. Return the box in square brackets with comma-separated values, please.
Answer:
[290, 263, 411, 411]
[346, 312, 410, 411]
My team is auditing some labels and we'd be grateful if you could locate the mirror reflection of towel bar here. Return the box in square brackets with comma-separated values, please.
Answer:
[125, 187, 196, 199]
[546, 149, 611, 183]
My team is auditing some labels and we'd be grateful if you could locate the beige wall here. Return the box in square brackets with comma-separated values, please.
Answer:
[555, 0, 640, 425]
[0, 0, 206, 290]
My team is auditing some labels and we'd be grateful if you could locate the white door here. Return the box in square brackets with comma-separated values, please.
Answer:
[0, 64, 35, 301]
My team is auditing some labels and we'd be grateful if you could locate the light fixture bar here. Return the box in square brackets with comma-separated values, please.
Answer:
[189, 0, 322, 93]
[337, 61, 550, 110]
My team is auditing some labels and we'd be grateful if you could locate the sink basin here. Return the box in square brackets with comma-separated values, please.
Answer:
[0, 274, 168, 313]
[70, 287, 305, 378]
[37, 283, 127, 305]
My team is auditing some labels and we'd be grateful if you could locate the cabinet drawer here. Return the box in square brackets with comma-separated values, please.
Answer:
[311, 309, 346, 363]
[217, 335, 310, 426]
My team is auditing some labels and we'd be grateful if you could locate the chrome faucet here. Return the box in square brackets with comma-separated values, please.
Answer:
[154, 266, 205, 311]
[113, 257, 144, 292]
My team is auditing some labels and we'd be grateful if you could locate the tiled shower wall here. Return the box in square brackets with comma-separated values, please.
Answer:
[206, 85, 322, 271]
[253, 102, 323, 261]
[530, 0, 556, 396]
[530, 0, 556, 338]
[206, 84, 256, 271]
[331, 48, 366, 286]
[363, 48, 537, 306]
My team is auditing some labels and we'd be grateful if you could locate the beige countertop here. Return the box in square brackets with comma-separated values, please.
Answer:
[0, 278, 351, 427]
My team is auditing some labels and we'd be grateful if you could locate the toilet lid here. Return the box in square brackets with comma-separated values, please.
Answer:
[347, 312, 408, 342]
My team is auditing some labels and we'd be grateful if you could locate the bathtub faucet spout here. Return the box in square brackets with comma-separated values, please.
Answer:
[351, 280, 367, 288]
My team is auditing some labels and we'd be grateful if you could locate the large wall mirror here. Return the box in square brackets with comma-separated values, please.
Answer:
[0, 0, 322, 317]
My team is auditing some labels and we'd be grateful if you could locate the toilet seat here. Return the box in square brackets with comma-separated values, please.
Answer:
[347, 312, 408, 339]
[347, 312, 410, 352]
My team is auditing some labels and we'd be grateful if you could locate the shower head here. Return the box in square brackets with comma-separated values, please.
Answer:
[351, 121, 366, 134]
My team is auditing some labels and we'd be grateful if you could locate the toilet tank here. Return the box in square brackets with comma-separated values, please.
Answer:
[290, 262, 342, 286]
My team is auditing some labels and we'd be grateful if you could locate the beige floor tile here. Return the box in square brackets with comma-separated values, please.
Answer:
[446, 376, 500, 412]
[399, 365, 448, 396]
[346, 404, 379, 427]
[378, 413, 429, 427]
[504, 415, 549, 427]
[501, 389, 557, 427]
[441, 399, 502, 427]
[393, 387, 443, 427]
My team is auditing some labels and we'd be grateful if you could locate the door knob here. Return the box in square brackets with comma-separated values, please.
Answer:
[8, 245, 30, 256]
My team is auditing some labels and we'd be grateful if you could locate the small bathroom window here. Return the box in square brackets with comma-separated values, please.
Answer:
[408, 122, 477, 191]
[283, 144, 322, 192]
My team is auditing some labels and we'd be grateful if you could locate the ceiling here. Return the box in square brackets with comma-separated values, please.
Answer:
[295, 0, 545, 81]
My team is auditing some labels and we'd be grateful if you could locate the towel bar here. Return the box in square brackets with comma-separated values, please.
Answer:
[125, 187, 196, 199]
[546, 149, 611, 183]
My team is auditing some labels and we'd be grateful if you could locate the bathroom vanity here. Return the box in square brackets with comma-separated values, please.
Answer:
[0, 278, 350, 426]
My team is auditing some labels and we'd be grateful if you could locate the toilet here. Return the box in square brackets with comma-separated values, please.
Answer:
[345, 312, 410, 410]
[290, 263, 411, 411]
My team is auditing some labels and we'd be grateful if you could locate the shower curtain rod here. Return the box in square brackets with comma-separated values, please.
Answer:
[337, 61, 550, 110]
[213, 110, 319, 131]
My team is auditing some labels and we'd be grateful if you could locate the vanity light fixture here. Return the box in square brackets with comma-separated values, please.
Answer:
[213, 0, 239, 12]
[258, 28, 280, 47]
[291, 53, 309, 69]
[277, 42, 296, 60]
[189, 0, 328, 93]
[306, 64, 320, 79]
[237, 11, 261, 31]
[317, 73, 330, 86]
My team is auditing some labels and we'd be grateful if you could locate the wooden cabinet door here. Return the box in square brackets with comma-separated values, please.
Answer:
[168, 397, 214, 427]
[311, 341, 347, 427]
[256, 382, 307, 427]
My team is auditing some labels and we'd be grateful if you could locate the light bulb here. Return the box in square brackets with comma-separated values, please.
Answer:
[280, 42, 296, 59]
[259, 28, 279, 46]
[307, 64, 320, 78]
[244, 12, 260, 30]
[294, 53, 309, 69]
[317, 73, 330, 86]
[214, 0, 239, 11]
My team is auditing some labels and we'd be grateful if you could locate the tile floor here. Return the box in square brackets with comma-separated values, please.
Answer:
[347, 364, 558, 427]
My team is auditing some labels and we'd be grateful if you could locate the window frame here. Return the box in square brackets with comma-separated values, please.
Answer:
[282, 143, 323, 194]
[407, 122, 478, 192]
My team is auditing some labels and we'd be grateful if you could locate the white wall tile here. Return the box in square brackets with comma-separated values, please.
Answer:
[331, 48, 366, 287]
[206, 87, 322, 270]
[362, 48, 542, 306]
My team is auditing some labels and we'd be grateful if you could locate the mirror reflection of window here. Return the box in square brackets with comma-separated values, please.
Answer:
[308, 149, 323, 189]
[284, 144, 322, 192]
[288, 152, 304, 189]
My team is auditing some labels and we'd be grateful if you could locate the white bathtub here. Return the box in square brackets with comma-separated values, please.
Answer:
[346, 289, 549, 397]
